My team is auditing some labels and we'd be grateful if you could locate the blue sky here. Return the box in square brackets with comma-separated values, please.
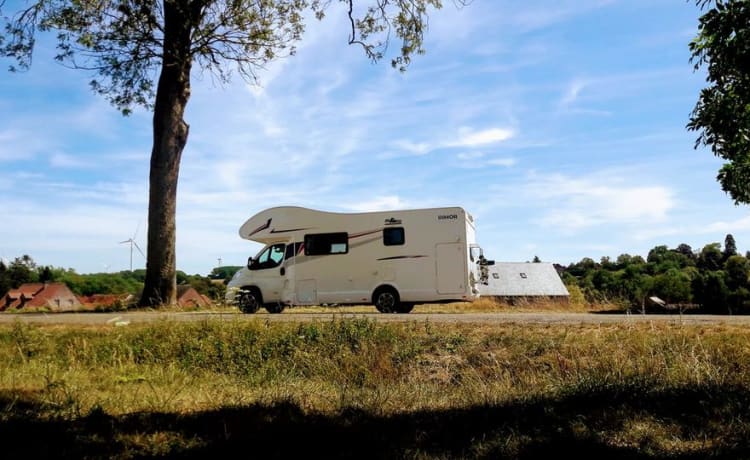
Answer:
[1, 0, 749, 275]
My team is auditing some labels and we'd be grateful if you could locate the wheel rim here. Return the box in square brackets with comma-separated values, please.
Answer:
[377, 292, 396, 312]
[239, 292, 259, 313]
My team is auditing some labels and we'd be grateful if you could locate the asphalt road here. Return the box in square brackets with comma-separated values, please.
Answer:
[2, 311, 750, 326]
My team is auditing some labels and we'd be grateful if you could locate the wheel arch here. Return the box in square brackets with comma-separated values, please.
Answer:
[371, 284, 400, 304]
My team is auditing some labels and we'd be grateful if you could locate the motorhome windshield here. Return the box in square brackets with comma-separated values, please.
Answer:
[251, 244, 285, 270]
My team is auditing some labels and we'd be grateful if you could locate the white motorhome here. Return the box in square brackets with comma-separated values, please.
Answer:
[226, 206, 491, 313]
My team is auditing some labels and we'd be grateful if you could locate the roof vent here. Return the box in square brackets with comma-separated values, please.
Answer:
[519, 273, 527, 279]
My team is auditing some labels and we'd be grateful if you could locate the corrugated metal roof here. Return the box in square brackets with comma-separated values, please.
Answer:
[479, 262, 569, 297]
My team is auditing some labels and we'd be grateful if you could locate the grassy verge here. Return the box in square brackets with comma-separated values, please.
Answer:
[1, 319, 749, 458]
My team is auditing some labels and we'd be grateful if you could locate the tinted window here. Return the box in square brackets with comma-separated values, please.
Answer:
[251, 244, 285, 270]
[304, 233, 348, 255]
[383, 227, 405, 246]
[285, 242, 304, 259]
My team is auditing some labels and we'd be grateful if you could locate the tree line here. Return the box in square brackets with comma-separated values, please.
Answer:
[0, 257, 238, 302]
[559, 234, 750, 314]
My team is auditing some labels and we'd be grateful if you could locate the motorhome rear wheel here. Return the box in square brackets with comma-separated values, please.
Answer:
[265, 303, 285, 314]
[396, 303, 415, 314]
[373, 286, 400, 314]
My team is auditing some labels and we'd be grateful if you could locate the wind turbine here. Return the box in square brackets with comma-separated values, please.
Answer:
[120, 224, 145, 271]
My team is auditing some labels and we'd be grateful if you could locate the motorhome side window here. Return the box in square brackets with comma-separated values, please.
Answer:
[251, 243, 285, 270]
[285, 242, 304, 259]
[383, 227, 405, 246]
[304, 233, 348, 255]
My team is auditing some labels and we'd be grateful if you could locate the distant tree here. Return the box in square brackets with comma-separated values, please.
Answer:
[688, 0, 750, 204]
[532, 255, 541, 263]
[615, 253, 647, 271]
[0, 261, 9, 296]
[591, 269, 618, 301]
[566, 257, 598, 278]
[675, 243, 696, 260]
[698, 243, 724, 271]
[725, 254, 750, 313]
[647, 245, 670, 264]
[1, 0, 461, 307]
[653, 268, 692, 304]
[184, 274, 226, 300]
[565, 283, 587, 309]
[631, 255, 647, 265]
[8, 256, 37, 288]
[647, 245, 693, 272]
[599, 256, 616, 270]
[724, 254, 750, 290]
[38, 266, 54, 283]
[693, 270, 730, 313]
[628, 273, 654, 314]
[723, 234, 738, 261]
[209, 266, 242, 280]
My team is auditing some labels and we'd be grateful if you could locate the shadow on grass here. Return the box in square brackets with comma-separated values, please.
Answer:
[1, 384, 749, 459]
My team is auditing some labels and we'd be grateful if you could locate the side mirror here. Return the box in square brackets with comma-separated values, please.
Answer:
[247, 257, 254, 269]
[486, 259, 495, 266]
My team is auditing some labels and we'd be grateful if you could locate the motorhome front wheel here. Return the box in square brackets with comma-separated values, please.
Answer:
[238, 289, 261, 314]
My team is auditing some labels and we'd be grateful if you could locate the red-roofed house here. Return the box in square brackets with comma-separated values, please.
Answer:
[2, 282, 82, 312]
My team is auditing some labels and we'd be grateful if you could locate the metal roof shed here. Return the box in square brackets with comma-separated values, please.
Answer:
[479, 262, 569, 300]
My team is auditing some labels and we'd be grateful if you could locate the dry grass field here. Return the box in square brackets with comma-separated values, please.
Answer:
[1, 317, 749, 458]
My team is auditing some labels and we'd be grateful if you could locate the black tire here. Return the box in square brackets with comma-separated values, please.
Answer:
[395, 303, 415, 314]
[264, 303, 285, 314]
[238, 289, 261, 314]
[373, 286, 399, 313]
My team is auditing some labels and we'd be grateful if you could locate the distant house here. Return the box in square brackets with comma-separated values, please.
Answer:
[2, 282, 82, 312]
[176, 285, 212, 308]
[479, 262, 570, 304]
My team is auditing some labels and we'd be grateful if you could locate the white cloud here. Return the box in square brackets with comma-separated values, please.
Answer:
[393, 140, 432, 155]
[487, 157, 517, 167]
[704, 216, 750, 234]
[452, 128, 515, 147]
[49, 152, 92, 169]
[343, 196, 409, 212]
[559, 79, 587, 108]
[392, 126, 515, 156]
[522, 173, 675, 232]
[456, 151, 486, 161]
[498, 0, 616, 32]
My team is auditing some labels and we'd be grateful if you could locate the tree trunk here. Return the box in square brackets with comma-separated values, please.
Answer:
[140, 0, 197, 307]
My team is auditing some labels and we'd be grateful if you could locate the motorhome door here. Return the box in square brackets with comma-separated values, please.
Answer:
[436, 243, 466, 294]
[248, 243, 286, 303]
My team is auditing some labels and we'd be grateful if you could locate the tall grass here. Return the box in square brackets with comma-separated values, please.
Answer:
[1, 319, 749, 457]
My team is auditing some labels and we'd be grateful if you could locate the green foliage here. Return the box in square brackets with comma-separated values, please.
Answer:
[0, 253, 233, 301]
[724, 233, 738, 260]
[693, 270, 730, 313]
[0, 255, 39, 294]
[182, 273, 226, 300]
[698, 242, 723, 271]
[653, 268, 692, 304]
[688, 0, 750, 204]
[209, 265, 241, 280]
[563, 235, 748, 313]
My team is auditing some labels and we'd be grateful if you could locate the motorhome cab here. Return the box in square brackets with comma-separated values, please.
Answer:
[226, 206, 491, 313]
